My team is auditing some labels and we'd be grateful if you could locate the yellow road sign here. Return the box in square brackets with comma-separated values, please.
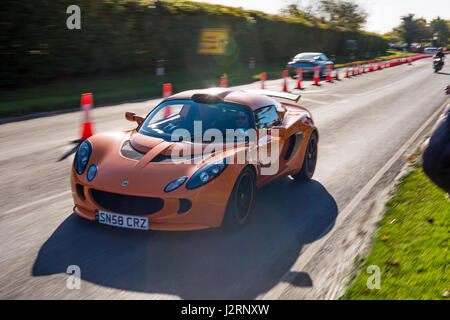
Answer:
[197, 28, 228, 55]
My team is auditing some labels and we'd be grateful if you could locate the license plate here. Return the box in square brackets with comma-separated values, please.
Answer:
[96, 210, 148, 230]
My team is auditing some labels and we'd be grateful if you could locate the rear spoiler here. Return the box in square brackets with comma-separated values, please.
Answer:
[244, 89, 301, 103]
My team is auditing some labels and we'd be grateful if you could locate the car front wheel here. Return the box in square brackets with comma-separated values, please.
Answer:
[222, 167, 256, 229]
[292, 131, 318, 181]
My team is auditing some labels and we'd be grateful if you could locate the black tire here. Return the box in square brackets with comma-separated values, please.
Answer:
[222, 167, 256, 229]
[292, 131, 318, 181]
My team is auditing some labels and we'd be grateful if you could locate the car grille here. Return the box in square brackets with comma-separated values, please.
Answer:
[91, 189, 164, 215]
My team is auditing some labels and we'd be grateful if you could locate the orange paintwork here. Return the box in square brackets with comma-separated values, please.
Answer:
[71, 88, 317, 230]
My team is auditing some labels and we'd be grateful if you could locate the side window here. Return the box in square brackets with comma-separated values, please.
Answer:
[321, 54, 328, 61]
[254, 106, 280, 129]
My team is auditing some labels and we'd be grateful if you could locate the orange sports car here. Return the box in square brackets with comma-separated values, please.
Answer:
[71, 88, 318, 231]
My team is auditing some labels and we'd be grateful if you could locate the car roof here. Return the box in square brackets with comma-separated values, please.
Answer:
[166, 88, 278, 111]
[296, 52, 322, 56]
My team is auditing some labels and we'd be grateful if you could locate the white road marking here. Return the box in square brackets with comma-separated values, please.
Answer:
[4, 190, 71, 215]
[260, 97, 449, 300]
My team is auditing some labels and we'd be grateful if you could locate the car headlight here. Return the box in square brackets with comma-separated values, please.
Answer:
[186, 159, 228, 190]
[87, 164, 97, 181]
[74, 140, 92, 175]
[164, 176, 188, 192]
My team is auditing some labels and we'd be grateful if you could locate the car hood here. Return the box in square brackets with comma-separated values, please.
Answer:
[129, 130, 245, 157]
[82, 131, 245, 196]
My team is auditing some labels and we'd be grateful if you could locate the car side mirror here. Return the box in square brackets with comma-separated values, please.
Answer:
[125, 112, 144, 125]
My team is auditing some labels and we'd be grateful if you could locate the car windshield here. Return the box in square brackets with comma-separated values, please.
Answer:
[138, 99, 255, 142]
[295, 53, 320, 60]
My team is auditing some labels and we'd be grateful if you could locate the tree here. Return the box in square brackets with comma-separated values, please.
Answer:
[384, 28, 402, 44]
[279, 0, 367, 30]
[279, 3, 316, 23]
[317, 0, 367, 30]
[430, 17, 449, 47]
[400, 14, 432, 47]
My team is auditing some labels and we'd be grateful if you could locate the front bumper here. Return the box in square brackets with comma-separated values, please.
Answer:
[71, 165, 241, 231]
[288, 65, 316, 76]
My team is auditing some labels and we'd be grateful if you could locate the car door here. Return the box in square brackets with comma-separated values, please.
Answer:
[254, 105, 284, 182]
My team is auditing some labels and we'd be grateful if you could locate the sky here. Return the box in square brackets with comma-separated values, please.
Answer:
[193, 0, 450, 34]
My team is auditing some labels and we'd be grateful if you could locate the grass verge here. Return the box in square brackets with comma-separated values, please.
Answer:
[342, 161, 449, 300]
[334, 50, 418, 68]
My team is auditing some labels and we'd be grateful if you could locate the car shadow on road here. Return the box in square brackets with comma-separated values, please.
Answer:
[32, 178, 337, 299]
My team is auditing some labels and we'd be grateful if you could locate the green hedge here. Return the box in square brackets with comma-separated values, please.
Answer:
[1, 0, 388, 88]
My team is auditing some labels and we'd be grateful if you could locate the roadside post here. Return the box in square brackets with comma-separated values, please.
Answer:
[249, 57, 256, 69]
[156, 60, 165, 85]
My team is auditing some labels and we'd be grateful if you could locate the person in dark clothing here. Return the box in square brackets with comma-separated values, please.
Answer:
[421, 87, 450, 192]
[434, 48, 445, 59]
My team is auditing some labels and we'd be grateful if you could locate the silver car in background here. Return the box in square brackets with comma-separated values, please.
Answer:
[287, 52, 334, 78]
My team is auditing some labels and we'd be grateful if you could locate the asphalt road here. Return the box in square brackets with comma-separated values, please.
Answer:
[0, 58, 448, 299]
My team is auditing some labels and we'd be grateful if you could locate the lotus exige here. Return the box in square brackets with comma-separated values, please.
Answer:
[71, 88, 318, 230]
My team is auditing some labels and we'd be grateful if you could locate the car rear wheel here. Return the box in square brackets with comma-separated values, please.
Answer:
[222, 167, 256, 229]
[292, 131, 318, 181]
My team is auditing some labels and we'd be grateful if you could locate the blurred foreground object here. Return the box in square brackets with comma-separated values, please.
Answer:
[421, 102, 450, 192]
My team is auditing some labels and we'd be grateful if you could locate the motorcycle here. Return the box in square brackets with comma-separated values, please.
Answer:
[433, 58, 444, 73]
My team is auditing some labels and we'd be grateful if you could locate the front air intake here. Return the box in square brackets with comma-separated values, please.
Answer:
[91, 189, 164, 215]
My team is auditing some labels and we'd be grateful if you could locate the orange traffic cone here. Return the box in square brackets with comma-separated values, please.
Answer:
[162, 83, 172, 98]
[220, 74, 228, 87]
[296, 68, 303, 89]
[345, 63, 350, 78]
[260, 72, 266, 89]
[282, 70, 288, 92]
[334, 67, 339, 80]
[80, 93, 94, 141]
[313, 66, 320, 85]
[162, 83, 173, 117]
[326, 65, 333, 82]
